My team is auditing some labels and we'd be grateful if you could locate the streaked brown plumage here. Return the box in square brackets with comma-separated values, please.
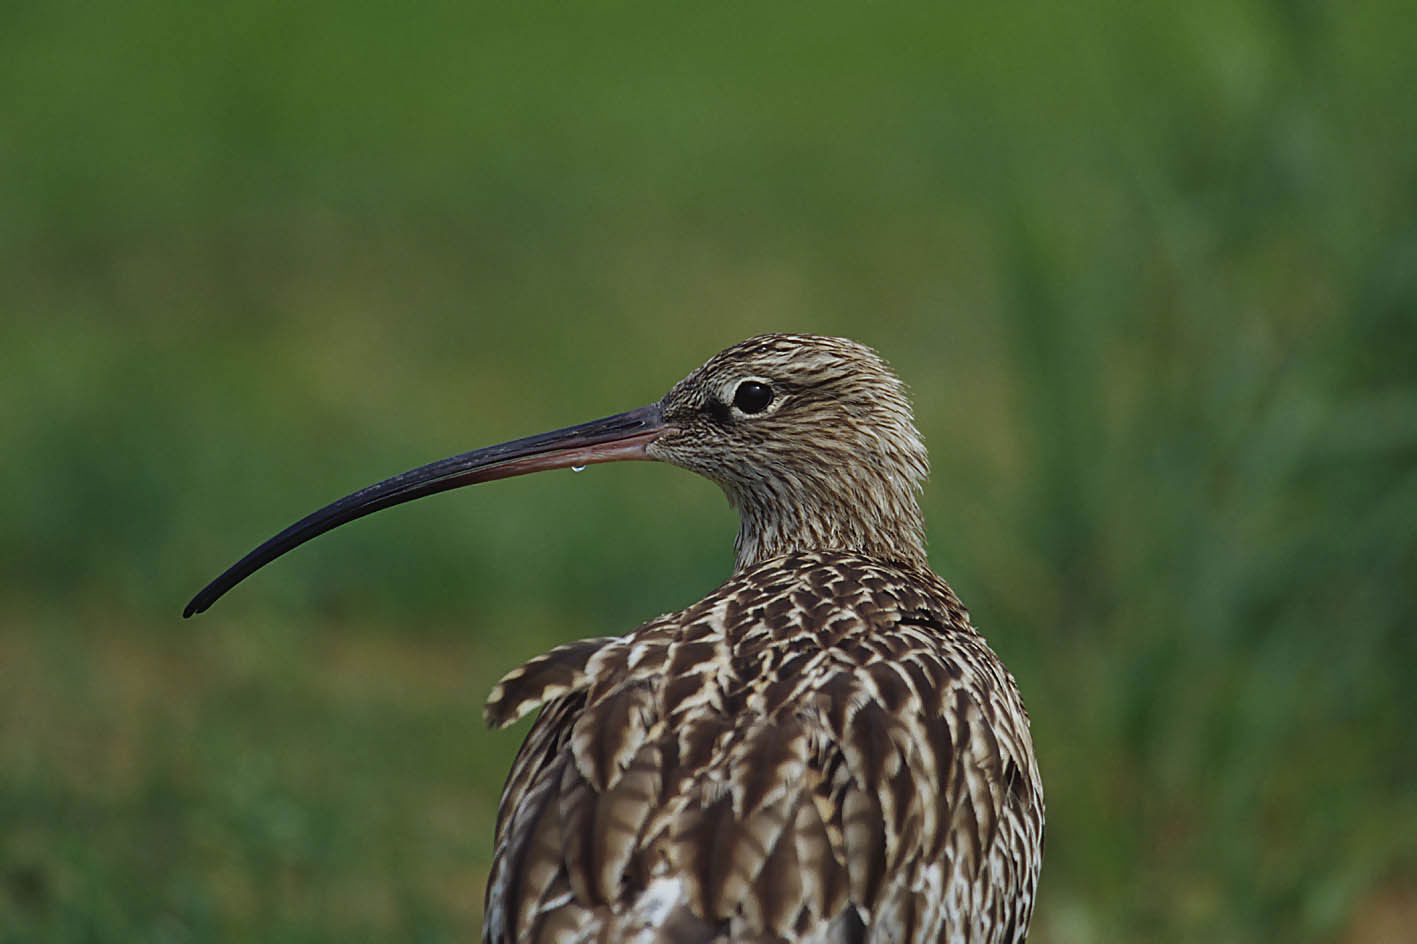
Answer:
[182, 333, 1043, 943]
[483, 336, 1044, 943]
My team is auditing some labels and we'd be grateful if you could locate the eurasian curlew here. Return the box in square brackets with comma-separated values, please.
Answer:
[186, 334, 1045, 943]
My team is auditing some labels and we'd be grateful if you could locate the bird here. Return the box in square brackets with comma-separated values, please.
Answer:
[185, 334, 1044, 943]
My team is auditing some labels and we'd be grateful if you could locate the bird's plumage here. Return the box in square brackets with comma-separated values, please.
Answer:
[482, 336, 1044, 943]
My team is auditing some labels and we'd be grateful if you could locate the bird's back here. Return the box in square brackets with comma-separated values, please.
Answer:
[483, 550, 1043, 944]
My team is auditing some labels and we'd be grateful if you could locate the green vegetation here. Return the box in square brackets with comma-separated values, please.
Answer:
[4, 2, 1415, 940]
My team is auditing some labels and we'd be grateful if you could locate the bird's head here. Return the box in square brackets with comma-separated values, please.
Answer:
[650, 334, 928, 569]
[184, 334, 929, 617]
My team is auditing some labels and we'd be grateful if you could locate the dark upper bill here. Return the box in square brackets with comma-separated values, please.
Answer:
[183, 404, 664, 618]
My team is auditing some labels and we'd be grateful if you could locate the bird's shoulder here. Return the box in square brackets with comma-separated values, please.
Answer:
[486, 550, 994, 728]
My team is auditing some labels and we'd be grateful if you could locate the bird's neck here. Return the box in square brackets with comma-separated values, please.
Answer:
[730, 485, 928, 572]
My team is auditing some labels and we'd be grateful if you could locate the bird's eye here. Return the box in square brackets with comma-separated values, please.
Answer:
[733, 381, 773, 415]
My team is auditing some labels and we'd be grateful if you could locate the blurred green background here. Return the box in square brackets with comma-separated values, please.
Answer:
[4, 2, 1416, 941]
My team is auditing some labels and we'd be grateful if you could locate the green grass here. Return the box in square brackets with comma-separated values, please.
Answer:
[3, 2, 1416, 940]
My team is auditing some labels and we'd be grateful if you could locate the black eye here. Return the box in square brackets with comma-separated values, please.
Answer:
[733, 381, 773, 415]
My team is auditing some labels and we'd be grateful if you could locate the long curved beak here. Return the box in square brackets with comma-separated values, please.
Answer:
[183, 403, 665, 618]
